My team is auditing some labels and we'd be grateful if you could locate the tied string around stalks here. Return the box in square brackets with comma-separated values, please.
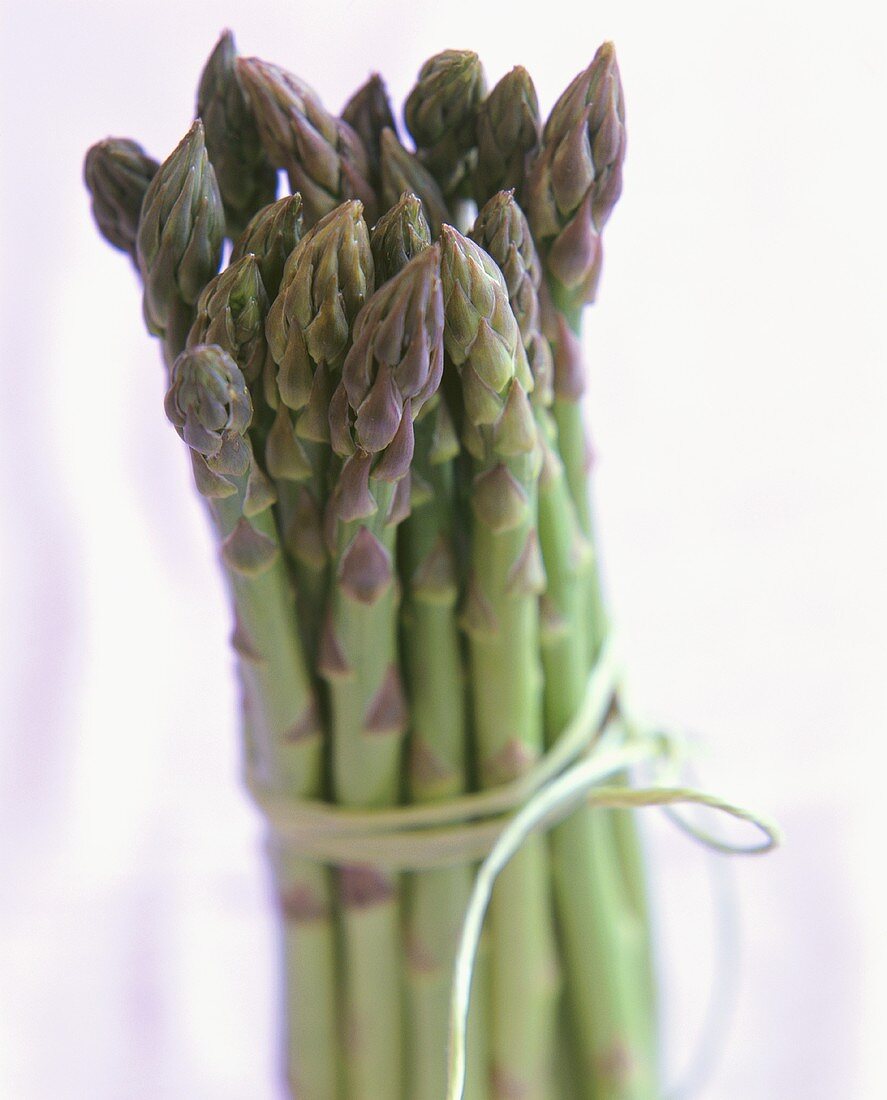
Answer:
[247, 636, 781, 1100]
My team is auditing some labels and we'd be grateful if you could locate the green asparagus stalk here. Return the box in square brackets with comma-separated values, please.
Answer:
[527, 39, 624, 647]
[230, 193, 304, 301]
[469, 191, 581, 741]
[472, 190, 655, 1098]
[136, 121, 225, 368]
[379, 128, 451, 239]
[403, 395, 492, 1100]
[196, 30, 278, 238]
[532, 44, 657, 1091]
[236, 56, 376, 228]
[342, 73, 397, 190]
[440, 225, 560, 1098]
[329, 244, 445, 797]
[265, 200, 374, 659]
[548, 305, 659, 1094]
[528, 45, 652, 939]
[526, 42, 626, 652]
[164, 345, 338, 1099]
[83, 137, 158, 266]
[370, 201, 488, 1099]
[474, 68, 540, 208]
[321, 245, 445, 1099]
[404, 50, 487, 202]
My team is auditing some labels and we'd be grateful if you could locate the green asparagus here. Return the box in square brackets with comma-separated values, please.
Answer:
[440, 225, 560, 1097]
[83, 36, 700, 1100]
[165, 344, 338, 1098]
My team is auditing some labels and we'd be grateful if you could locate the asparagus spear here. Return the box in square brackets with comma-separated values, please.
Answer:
[236, 56, 376, 228]
[440, 226, 560, 1098]
[379, 128, 451, 239]
[525, 44, 626, 614]
[469, 191, 582, 743]
[164, 344, 338, 1099]
[404, 50, 487, 202]
[472, 190, 655, 1097]
[523, 49, 629, 642]
[474, 68, 540, 208]
[136, 121, 225, 368]
[320, 245, 444, 1099]
[265, 200, 375, 658]
[197, 30, 278, 237]
[83, 137, 158, 265]
[370, 200, 488, 1099]
[342, 73, 398, 189]
[523, 43, 627, 657]
[532, 45, 657, 1088]
[230, 193, 304, 301]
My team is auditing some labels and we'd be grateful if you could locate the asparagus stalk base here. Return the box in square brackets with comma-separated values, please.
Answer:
[544, 328, 658, 1096]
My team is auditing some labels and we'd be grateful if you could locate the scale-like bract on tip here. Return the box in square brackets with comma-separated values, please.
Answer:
[471, 191, 553, 407]
[339, 243, 444, 467]
[404, 49, 487, 197]
[84, 137, 159, 264]
[188, 254, 270, 386]
[379, 129, 450, 239]
[342, 73, 397, 187]
[474, 67, 540, 206]
[136, 121, 225, 340]
[230, 193, 304, 301]
[236, 57, 376, 228]
[439, 225, 532, 425]
[371, 191, 432, 284]
[527, 42, 626, 308]
[266, 200, 374, 413]
[165, 343, 252, 472]
[197, 30, 278, 237]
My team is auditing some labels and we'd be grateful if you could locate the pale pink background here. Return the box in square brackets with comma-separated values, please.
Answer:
[1, 1, 885, 1096]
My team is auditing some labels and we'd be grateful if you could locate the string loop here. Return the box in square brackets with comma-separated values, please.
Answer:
[248, 638, 778, 869]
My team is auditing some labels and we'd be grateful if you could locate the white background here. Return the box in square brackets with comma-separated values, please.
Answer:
[1, 1, 885, 1096]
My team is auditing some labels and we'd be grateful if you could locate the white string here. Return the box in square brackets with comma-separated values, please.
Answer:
[444, 751, 780, 1100]
[245, 637, 781, 1100]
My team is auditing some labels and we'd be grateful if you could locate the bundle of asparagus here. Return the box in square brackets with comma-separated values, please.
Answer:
[84, 33, 658, 1100]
